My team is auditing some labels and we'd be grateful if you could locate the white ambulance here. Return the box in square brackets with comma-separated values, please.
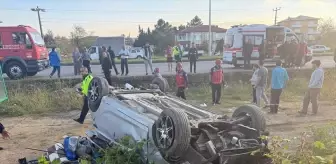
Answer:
[222, 24, 312, 67]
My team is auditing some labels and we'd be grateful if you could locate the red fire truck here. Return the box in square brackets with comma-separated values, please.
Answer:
[0, 25, 49, 79]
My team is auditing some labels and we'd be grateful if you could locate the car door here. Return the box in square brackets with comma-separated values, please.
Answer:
[129, 49, 137, 59]
[89, 47, 99, 60]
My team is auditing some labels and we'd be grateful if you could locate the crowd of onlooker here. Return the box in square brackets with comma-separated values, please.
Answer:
[250, 59, 324, 115]
[242, 38, 308, 69]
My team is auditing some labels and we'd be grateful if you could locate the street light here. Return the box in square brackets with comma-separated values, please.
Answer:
[31, 6, 46, 37]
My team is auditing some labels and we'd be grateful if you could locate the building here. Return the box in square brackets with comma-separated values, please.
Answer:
[278, 15, 320, 44]
[175, 25, 226, 49]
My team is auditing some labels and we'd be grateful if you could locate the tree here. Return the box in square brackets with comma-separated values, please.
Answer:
[133, 26, 148, 47]
[43, 30, 55, 47]
[54, 35, 72, 57]
[318, 18, 335, 36]
[152, 19, 175, 53]
[318, 18, 336, 48]
[70, 25, 89, 48]
[187, 16, 203, 27]
[178, 24, 186, 31]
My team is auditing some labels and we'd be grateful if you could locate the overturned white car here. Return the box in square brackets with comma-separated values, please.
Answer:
[87, 77, 271, 164]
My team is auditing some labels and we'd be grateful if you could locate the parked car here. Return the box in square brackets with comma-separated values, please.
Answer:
[309, 45, 331, 53]
[86, 77, 271, 164]
[114, 48, 144, 59]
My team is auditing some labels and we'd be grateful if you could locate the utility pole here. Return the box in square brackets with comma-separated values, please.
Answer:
[208, 0, 212, 56]
[31, 6, 46, 37]
[273, 7, 281, 25]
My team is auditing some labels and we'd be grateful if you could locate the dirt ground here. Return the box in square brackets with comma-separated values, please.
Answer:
[1, 102, 336, 164]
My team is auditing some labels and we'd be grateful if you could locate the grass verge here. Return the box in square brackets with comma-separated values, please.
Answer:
[0, 85, 82, 117]
[61, 55, 221, 65]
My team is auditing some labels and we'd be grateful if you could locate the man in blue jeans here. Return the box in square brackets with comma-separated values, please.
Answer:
[49, 47, 61, 78]
[270, 60, 289, 114]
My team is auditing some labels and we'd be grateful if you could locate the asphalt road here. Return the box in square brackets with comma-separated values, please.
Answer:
[29, 56, 335, 79]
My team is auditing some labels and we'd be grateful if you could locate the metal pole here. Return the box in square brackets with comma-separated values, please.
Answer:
[273, 7, 281, 25]
[208, 0, 212, 56]
[37, 9, 43, 37]
[31, 6, 46, 37]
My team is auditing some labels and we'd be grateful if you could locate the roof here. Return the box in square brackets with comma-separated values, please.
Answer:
[278, 15, 319, 23]
[178, 25, 226, 34]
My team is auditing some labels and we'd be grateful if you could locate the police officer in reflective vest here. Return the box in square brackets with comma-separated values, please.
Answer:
[210, 59, 224, 105]
[173, 45, 182, 63]
[74, 67, 93, 124]
[176, 62, 188, 100]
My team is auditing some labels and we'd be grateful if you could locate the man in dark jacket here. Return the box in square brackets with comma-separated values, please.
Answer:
[287, 40, 298, 67]
[258, 40, 266, 62]
[243, 39, 253, 69]
[188, 42, 198, 73]
[108, 46, 119, 75]
[101, 47, 113, 85]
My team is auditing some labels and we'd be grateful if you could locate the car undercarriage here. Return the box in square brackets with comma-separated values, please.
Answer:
[87, 77, 272, 164]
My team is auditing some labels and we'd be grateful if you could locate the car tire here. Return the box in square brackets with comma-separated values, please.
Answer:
[232, 104, 266, 132]
[136, 55, 142, 59]
[88, 77, 109, 112]
[152, 106, 191, 163]
[6, 61, 26, 80]
[27, 72, 38, 76]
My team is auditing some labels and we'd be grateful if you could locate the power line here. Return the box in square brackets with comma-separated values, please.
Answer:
[0, 7, 290, 13]
[31, 6, 46, 37]
[40, 19, 271, 25]
[273, 7, 281, 25]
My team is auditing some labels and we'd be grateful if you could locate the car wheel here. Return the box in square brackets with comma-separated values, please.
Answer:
[27, 72, 38, 76]
[6, 61, 26, 80]
[152, 106, 191, 163]
[137, 55, 142, 59]
[232, 105, 266, 132]
[88, 77, 109, 112]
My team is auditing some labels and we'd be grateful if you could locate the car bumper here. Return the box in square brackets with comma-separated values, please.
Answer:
[25, 59, 50, 73]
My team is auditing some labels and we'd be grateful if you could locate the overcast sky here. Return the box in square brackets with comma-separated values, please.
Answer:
[0, 0, 335, 37]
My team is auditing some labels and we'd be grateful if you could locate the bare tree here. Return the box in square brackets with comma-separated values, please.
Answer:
[318, 18, 335, 37]
[318, 18, 336, 48]
[70, 25, 88, 48]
